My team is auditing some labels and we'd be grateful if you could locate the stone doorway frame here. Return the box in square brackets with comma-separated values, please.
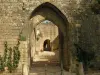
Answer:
[28, 2, 71, 71]
[43, 39, 51, 51]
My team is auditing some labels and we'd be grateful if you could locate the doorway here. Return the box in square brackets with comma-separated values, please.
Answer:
[43, 39, 51, 51]
[29, 2, 70, 70]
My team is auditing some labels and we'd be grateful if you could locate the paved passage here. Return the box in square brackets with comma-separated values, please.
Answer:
[33, 51, 59, 62]
[30, 51, 76, 75]
[29, 51, 75, 75]
[30, 65, 76, 75]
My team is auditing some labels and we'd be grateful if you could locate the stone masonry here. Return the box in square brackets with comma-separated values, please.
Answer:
[0, 0, 100, 75]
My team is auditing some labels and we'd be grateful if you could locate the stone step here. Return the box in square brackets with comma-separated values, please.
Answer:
[33, 51, 59, 62]
[33, 57, 59, 63]
[31, 61, 60, 67]
[30, 66, 76, 75]
[29, 72, 76, 75]
[0, 73, 22, 75]
[33, 57, 58, 61]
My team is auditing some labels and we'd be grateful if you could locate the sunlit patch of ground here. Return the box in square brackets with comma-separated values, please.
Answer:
[33, 51, 59, 62]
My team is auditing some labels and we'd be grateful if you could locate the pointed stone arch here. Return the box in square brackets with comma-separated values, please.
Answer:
[28, 2, 71, 71]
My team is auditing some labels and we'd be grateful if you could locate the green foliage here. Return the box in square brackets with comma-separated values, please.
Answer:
[74, 44, 95, 71]
[19, 31, 26, 41]
[97, 0, 100, 4]
[3, 41, 8, 67]
[13, 41, 20, 69]
[91, 0, 100, 14]
[19, 36, 26, 41]
[7, 47, 13, 72]
[74, 44, 95, 62]
[91, 3, 100, 14]
[0, 37, 20, 72]
[0, 56, 4, 71]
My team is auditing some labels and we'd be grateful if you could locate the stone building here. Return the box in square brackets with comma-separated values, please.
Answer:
[0, 0, 100, 75]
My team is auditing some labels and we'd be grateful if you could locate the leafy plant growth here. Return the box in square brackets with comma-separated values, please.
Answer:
[91, 0, 100, 14]
[0, 37, 20, 72]
[74, 44, 95, 71]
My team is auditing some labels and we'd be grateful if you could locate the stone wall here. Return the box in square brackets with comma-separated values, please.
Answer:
[31, 21, 58, 51]
[0, 0, 78, 55]
[18, 41, 29, 73]
[0, 0, 100, 73]
[30, 21, 59, 63]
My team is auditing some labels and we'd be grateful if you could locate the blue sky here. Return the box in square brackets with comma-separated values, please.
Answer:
[42, 20, 51, 24]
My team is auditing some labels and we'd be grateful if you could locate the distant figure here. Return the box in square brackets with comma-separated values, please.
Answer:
[43, 39, 51, 51]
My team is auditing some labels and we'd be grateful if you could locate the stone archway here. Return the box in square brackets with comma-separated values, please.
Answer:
[29, 2, 70, 70]
[43, 39, 51, 51]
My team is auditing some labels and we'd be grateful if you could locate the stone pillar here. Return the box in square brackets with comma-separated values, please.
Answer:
[23, 64, 29, 75]
[18, 41, 29, 73]
[76, 62, 84, 75]
[79, 62, 84, 75]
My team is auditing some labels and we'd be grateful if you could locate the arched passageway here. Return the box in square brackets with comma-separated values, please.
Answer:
[43, 39, 51, 51]
[29, 2, 70, 70]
